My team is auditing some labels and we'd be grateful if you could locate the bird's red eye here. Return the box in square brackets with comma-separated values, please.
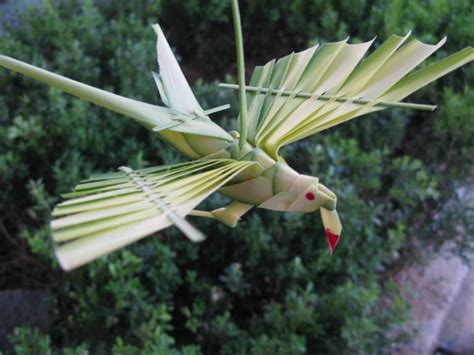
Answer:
[305, 192, 315, 200]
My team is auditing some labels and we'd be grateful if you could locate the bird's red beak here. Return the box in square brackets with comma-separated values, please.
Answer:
[325, 228, 340, 255]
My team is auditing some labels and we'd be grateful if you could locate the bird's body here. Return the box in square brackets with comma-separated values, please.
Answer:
[164, 127, 328, 213]
[1, 1, 472, 270]
[213, 143, 333, 216]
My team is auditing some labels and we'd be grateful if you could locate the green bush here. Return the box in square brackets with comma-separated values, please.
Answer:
[0, 0, 472, 353]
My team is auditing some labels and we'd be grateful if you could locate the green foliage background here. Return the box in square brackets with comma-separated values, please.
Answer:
[0, 0, 472, 353]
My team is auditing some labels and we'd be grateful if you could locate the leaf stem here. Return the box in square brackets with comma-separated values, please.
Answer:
[230, 0, 249, 148]
[219, 83, 437, 111]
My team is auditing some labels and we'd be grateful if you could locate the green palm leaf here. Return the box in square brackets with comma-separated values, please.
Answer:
[52, 159, 254, 270]
[225, 35, 473, 158]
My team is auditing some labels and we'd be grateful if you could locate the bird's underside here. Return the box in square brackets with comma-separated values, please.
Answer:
[0, 6, 472, 270]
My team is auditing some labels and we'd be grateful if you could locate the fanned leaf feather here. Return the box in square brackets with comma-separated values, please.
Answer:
[52, 159, 254, 270]
[240, 35, 473, 158]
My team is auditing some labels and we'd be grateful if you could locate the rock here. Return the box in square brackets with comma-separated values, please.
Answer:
[433, 333, 474, 355]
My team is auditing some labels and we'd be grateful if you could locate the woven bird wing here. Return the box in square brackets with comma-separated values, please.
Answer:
[245, 33, 473, 159]
[51, 159, 254, 271]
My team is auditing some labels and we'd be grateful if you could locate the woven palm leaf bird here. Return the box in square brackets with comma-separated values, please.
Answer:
[1, 1, 473, 271]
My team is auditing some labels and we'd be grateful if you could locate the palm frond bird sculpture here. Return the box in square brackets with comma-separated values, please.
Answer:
[1, 0, 473, 270]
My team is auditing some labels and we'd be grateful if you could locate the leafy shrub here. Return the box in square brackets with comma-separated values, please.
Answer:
[0, 0, 472, 353]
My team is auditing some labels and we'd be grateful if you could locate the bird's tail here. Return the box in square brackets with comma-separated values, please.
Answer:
[0, 55, 230, 139]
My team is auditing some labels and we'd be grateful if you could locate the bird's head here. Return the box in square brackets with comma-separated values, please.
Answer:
[286, 175, 337, 213]
[286, 174, 341, 254]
